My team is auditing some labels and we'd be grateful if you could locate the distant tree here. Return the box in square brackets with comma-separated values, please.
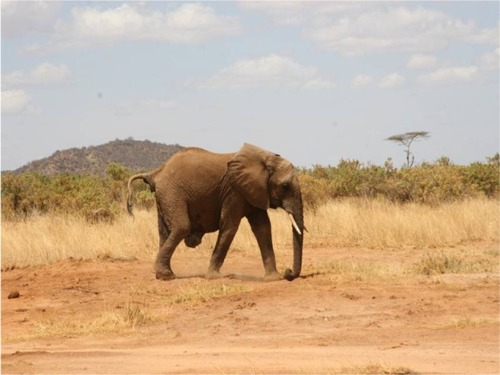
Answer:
[106, 163, 130, 181]
[435, 156, 453, 166]
[487, 153, 499, 167]
[386, 131, 430, 168]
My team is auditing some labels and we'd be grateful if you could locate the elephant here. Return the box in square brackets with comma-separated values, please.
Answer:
[126, 143, 304, 281]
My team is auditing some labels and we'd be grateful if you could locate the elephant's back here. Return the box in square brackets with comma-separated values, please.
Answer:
[165, 147, 234, 173]
[153, 147, 233, 193]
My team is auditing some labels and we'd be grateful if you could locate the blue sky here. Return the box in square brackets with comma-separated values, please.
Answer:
[1, 1, 499, 170]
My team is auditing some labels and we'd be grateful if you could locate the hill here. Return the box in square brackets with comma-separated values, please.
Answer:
[13, 139, 184, 176]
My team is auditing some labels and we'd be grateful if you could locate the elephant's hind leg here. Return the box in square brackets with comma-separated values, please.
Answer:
[157, 209, 170, 248]
[155, 210, 190, 281]
[155, 235, 183, 280]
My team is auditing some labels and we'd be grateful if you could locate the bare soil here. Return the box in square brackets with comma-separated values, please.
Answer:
[2, 246, 499, 374]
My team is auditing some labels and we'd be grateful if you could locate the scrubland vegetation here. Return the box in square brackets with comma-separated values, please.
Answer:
[2, 155, 499, 218]
[1, 156, 498, 269]
[299, 155, 499, 207]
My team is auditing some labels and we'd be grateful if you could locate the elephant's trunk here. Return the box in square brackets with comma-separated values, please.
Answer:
[283, 193, 304, 281]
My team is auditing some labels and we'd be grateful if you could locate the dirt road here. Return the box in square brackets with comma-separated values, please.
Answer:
[2, 246, 499, 374]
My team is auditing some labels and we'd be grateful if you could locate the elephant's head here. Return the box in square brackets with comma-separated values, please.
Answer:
[227, 143, 304, 281]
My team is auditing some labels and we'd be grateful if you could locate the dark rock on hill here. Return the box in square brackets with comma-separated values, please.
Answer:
[13, 139, 184, 176]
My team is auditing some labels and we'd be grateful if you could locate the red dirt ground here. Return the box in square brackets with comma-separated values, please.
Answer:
[2, 246, 499, 374]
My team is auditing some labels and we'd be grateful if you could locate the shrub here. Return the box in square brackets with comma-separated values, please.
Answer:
[397, 165, 474, 204]
[298, 174, 332, 210]
[462, 161, 499, 198]
[1, 157, 498, 221]
[297, 155, 499, 205]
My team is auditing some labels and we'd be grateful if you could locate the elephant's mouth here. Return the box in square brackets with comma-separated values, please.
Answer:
[269, 194, 281, 209]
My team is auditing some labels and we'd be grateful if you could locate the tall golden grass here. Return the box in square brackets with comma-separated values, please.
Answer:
[305, 198, 499, 248]
[1, 210, 158, 268]
[2, 198, 498, 269]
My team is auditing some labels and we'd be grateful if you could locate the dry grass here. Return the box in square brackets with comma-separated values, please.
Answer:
[311, 260, 402, 284]
[2, 198, 498, 269]
[306, 198, 499, 248]
[0, 303, 160, 343]
[13, 303, 159, 341]
[309, 245, 498, 286]
[4, 282, 251, 342]
[443, 316, 494, 329]
[166, 283, 249, 305]
[412, 248, 497, 275]
[335, 364, 418, 375]
[131, 281, 250, 306]
[1, 210, 158, 268]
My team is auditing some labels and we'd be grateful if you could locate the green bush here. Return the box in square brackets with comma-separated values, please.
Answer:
[462, 161, 499, 198]
[1, 157, 498, 221]
[0, 164, 146, 221]
[298, 174, 332, 209]
[395, 165, 475, 204]
[298, 155, 499, 205]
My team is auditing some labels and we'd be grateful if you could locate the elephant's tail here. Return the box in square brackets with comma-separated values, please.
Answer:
[127, 173, 155, 217]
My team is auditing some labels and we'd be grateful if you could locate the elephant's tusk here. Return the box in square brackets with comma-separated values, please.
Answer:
[287, 213, 302, 236]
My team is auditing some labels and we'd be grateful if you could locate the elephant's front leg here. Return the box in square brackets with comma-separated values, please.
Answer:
[247, 210, 281, 281]
[207, 216, 242, 279]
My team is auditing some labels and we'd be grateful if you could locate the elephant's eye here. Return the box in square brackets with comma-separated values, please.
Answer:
[281, 182, 290, 191]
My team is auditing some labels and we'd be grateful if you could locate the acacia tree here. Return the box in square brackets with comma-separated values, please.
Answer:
[386, 131, 430, 168]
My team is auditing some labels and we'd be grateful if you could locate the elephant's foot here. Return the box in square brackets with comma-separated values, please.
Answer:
[205, 269, 223, 280]
[264, 270, 282, 282]
[155, 269, 176, 281]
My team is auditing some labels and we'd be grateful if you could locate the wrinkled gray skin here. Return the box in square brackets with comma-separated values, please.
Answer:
[127, 143, 304, 281]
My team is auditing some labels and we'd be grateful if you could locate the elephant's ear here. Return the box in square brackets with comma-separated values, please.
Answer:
[227, 143, 278, 210]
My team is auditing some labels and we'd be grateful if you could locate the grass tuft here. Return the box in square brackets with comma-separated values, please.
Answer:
[313, 259, 399, 284]
[443, 317, 494, 329]
[168, 283, 249, 306]
[337, 364, 419, 375]
[29, 303, 155, 340]
[412, 248, 496, 275]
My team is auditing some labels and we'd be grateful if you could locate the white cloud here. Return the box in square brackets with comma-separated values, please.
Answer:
[239, 2, 369, 27]
[243, 4, 499, 59]
[114, 98, 180, 117]
[465, 24, 500, 45]
[307, 7, 481, 56]
[478, 47, 500, 73]
[351, 74, 373, 88]
[243, 4, 495, 57]
[407, 54, 438, 70]
[1, 90, 31, 115]
[138, 99, 180, 110]
[379, 73, 406, 89]
[239, 2, 305, 26]
[3, 63, 72, 86]
[200, 54, 335, 90]
[418, 66, 478, 85]
[28, 3, 240, 52]
[411, 49, 497, 85]
[1, 0, 61, 37]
